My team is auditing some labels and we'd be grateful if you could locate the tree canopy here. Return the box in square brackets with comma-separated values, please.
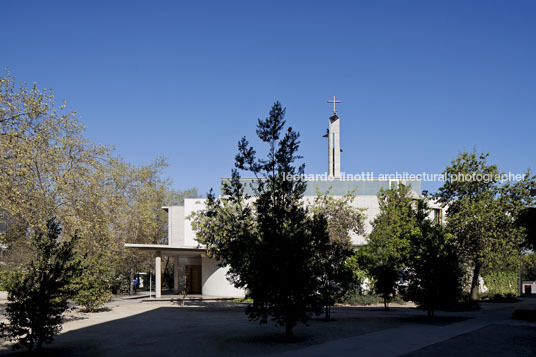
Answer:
[192, 102, 341, 338]
[436, 150, 536, 300]
[0, 70, 197, 302]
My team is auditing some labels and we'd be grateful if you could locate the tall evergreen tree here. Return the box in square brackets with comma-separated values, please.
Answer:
[192, 102, 327, 338]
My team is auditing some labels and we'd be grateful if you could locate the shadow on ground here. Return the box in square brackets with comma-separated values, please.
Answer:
[0, 305, 474, 357]
[402, 324, 536, 357]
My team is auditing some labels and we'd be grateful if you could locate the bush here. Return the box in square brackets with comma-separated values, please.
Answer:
[435, 294, 480, 311]
[479, 292, 518, 303]
[341, 290, 406, 306]
[342, 292, 382, 305]
[72, 256, 113, 312]
[110, 274, 131, 295]
[0, 219, 79, 351]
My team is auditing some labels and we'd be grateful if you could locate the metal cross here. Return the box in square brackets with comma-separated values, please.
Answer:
[327, 96, 341, 113]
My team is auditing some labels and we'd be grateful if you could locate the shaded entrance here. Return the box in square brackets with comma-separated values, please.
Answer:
[186, 265, 202, 294]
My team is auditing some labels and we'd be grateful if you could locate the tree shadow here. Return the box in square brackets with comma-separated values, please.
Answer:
[0, 304, 475, 356]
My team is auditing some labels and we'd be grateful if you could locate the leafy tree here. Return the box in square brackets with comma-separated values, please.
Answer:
[367, 183, 416, 309]
[482, 270, 519, 297]
[345, 246, 374, 295]
[71, 254, 114, 312]
[0, 71, 198, 294]
[192, 102, 327, 338]
[517, 207, 536, 251]
[436, 151, 535, 300]
[404, 201, 464, 317]
[371, 263, 400, 310]
[0, 219, 79, 351]
[521, 253, 536, 282]
[0, 70, 110, 237]
[311, 189, 366, 242]
[311, 189, 366, 319]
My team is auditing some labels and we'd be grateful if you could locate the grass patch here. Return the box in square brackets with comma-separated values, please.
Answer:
[232, 297, 253, 303]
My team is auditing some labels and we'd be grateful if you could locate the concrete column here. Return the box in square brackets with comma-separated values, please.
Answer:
[173, 256, 180, 293]
[155, 251, 162, 298]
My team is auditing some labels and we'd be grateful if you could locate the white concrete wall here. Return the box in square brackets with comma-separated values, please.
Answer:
[201, 257, 245, 298]
[183, 199, 206, 247]
[174, 193, 442, 248]
[166, 206, 184, 247]
[348, 195, 380, 245]
[522, 281, 536, 294]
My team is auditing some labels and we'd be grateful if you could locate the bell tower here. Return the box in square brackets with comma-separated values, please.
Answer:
[326, 96, 341, 178]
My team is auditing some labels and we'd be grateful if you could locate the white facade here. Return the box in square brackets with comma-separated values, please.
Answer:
[126, 104, 446, 298]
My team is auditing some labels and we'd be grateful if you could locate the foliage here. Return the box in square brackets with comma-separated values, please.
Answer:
[345, 248, 372, 293]
[0, 70, 109, 238]
[517, 207, 536, 251]
[232, 297, 254, 303]
[341, 291, 384, 306]
[192, 102, 329, 338]
[366, 183, 417, 309]
[0, 219, 79, 351]
[404, 201, 464, 317]
[482, 270, 519, 297]
[341, 290, 406, 306]
[436, 150, 535, 300]
[521, 253, 536, 281]
[0, 71, 198, 294]
[72, 254, 114, 312]
[311, 189, 366, 319]
[311, 189, 366, 242]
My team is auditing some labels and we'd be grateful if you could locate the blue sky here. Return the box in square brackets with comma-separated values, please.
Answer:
[3, 0, 535, 195]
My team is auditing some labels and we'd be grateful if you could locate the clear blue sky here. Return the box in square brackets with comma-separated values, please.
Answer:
[3, 0, 535, 195]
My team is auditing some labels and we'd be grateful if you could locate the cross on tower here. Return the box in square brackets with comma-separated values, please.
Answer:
[327, 96, 341, 114]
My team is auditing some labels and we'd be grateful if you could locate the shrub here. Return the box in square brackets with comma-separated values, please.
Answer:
[72, 255, 113, 312]
[341, 290, 406, 306]
[0, 219, 79, 351]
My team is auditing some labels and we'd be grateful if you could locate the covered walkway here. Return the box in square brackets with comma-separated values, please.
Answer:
[125, 244, 203, 298]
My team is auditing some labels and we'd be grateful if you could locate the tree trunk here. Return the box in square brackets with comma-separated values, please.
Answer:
[325, 304, 331, 321]
[470, 263, 482, 301]
[129, 269, 134, 296]
[285, 320, 294, 340]
[383, 296, 388, 311]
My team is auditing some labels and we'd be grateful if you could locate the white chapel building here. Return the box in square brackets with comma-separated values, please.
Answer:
[126, 99, 440, 298]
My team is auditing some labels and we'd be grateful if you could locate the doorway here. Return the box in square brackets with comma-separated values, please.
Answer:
[185, 265, 202, 294]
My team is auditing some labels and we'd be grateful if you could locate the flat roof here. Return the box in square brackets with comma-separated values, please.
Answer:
[124, 244, 204, 257]
[221, 178, 422, 196]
